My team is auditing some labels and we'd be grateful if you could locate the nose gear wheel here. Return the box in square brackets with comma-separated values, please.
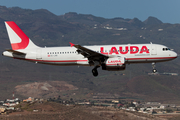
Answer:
[152, 62, 157, 73]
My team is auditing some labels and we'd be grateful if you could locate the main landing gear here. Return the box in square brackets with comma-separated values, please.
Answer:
[91, 61, 100, 77]
[152, 62, 157, 73]
[92, 66, 100, 77]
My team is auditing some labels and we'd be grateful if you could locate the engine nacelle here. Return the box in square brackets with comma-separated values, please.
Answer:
[102, 56, 126, 71]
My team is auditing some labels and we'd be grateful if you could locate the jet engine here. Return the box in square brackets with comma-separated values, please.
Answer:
[102, 56, 126, 71]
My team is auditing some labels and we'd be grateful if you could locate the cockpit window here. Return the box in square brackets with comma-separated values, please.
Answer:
[163, 48, 170, 51]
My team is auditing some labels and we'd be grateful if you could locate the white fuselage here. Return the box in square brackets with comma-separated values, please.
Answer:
[3, 43, 177, 66]
[3, 21, 178, 76]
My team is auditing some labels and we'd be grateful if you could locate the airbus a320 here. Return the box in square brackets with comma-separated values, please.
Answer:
[3, 21, 178, 76]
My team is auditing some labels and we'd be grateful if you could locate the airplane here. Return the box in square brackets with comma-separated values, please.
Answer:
[2, 21, 178, 76]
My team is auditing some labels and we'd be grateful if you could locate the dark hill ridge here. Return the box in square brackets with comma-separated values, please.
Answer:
[144, 16, 163, 25]
[59, 12, 164, 30]
[0, 6, 180, 103]
[59, 12, 107, 25]
[0, 6, 81, 46]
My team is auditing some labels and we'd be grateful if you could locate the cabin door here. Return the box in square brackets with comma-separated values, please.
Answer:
[151, 45, 157, 55]
[36, 49, 42, 59]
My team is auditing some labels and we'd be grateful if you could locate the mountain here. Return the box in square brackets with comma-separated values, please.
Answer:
[0, 6, 180, 103]
[59, 12, 107, 26]
[15, 81, 78, 98]
[143, 16, 163, 25]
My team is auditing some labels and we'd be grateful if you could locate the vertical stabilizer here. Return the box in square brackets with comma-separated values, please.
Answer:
[5, 21, 39, 50]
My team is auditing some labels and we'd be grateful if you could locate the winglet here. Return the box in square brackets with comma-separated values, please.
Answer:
[69, 42, 75, 47]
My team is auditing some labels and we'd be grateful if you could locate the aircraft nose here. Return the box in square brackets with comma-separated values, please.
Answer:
[172, 51, 178, 58]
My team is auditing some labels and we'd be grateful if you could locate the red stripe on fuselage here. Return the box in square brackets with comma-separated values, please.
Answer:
[14, 58, 88, 63]
[126, 57, 176, 60]
[13, 56, 176, 64]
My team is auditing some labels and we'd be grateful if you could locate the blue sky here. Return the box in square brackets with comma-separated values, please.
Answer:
[1, 0, 180, 24]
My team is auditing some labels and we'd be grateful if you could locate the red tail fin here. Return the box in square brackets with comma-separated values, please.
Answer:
[5, 21, 38, 50]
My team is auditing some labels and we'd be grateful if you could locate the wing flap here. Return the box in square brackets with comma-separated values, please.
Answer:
[70, 42, 109, 66]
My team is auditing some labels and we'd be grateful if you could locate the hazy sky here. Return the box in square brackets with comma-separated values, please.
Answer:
[1, 0, 180, 24]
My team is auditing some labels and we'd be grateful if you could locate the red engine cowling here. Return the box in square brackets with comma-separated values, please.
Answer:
[102, 56, 126, 71]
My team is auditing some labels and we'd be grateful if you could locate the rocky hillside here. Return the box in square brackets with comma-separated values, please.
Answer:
[0, 6, 180, 103]
[15, 81, 78, 98]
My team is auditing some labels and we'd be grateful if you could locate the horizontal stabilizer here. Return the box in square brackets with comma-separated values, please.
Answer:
[5, 49, 26, 55]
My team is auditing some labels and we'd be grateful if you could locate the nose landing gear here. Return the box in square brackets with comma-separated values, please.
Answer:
[152, 62, 157, 73]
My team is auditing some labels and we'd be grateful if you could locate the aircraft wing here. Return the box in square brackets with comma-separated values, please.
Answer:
[70, 42, 108, 60]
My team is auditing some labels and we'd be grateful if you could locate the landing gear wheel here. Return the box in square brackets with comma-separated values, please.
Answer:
[152, 69, 157, 73]
[152, 62, 157, 73]
[92, 69, 98, 77]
